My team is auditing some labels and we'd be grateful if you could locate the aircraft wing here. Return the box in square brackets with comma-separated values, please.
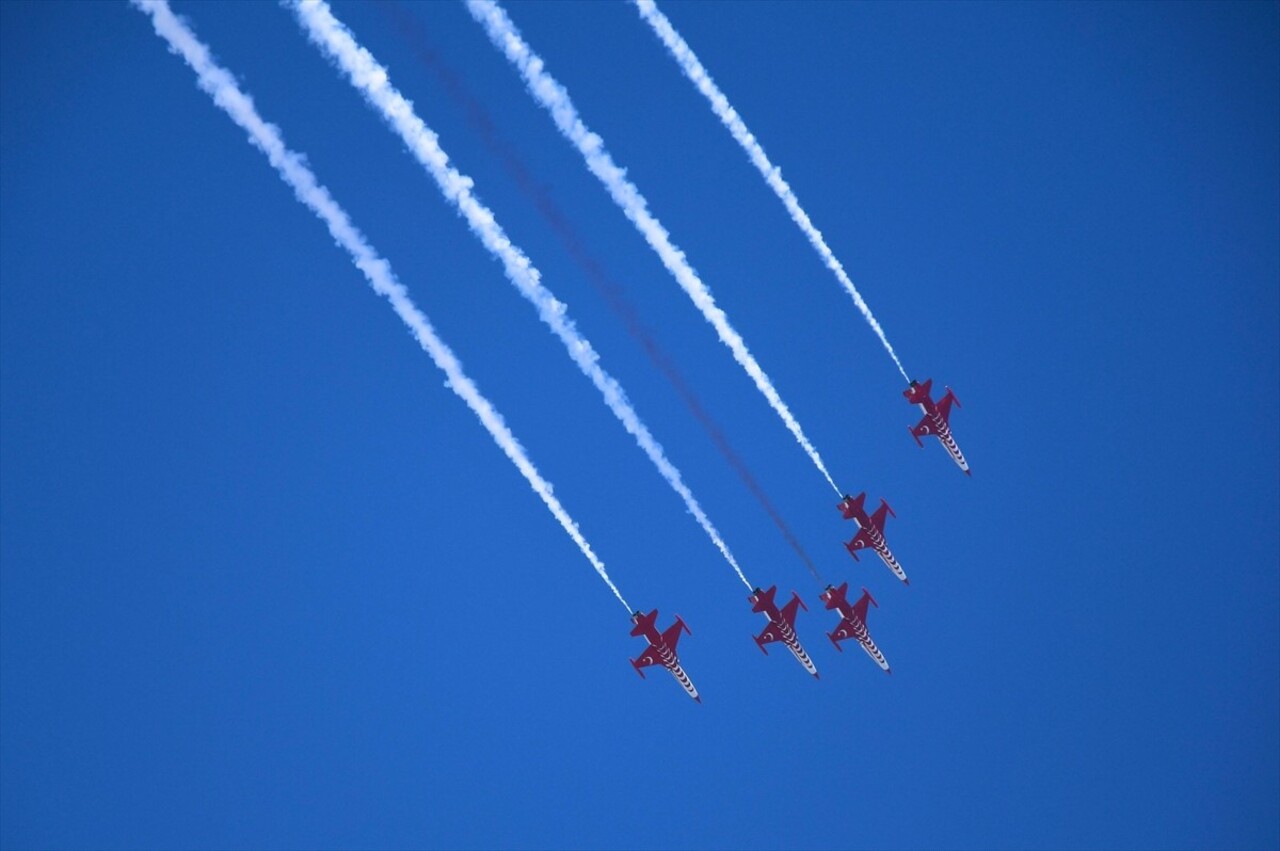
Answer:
[778, 595, 803, 627]
[847, 528, 876, 556]
[755, 620, 785, 646]
[852, 595, 873, 624]
[912, 412, 939, 438]
[868, 502, 892, 534]
[661, 620, 685, 652]
[631, 645, 663, 670]
[830, 618, 862, 644]
[936, 388, 958, 422]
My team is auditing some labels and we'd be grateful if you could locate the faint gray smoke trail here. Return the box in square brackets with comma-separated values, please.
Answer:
[291, 0, 754, 590]
[132, 0, 631, 611]
[376, 1, 823, 584]
[466, 0, 846, 498]
[634, 0, 910, 383]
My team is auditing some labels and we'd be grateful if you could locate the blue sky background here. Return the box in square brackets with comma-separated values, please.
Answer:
[2, 1, 1277, 848]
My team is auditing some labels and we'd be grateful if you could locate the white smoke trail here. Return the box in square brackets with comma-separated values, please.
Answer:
[132, 0, 631, 611]
[290, 0, 753, 590]
[634, 0, 910, 383]
[466, 0, 845, 498]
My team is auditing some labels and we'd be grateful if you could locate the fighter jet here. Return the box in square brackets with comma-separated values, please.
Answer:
[629, 610, 700, 702]
[904, 378, 970, 475]
[818, 583, 892, 673]
[748, 586, 819, 678]
[837, 492, 908, 585]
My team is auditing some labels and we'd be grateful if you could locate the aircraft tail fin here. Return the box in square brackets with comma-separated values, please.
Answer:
[748, 586, 778, 613]
[903, 378, 933, 404]
[821, 582, 850, 610]
[629, 609, 658, 637]
[838, 492, 866, 520]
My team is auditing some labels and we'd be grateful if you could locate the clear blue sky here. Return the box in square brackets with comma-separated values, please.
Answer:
[2, 2, 1277, 848]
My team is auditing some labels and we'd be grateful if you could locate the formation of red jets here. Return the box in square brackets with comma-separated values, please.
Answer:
[630, 378, 969, 700]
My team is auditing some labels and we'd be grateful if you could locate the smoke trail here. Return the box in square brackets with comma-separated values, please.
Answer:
[376, 2, 823, 584]
[291, 0, 753, 590]
[634, 0, 910, 383]
[132, 0, 631, 611]
[466, 0, 845, 498]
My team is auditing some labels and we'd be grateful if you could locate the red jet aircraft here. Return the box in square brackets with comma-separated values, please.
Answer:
[630, 610, 700, 702]
[838, 492, 908, 585]
[818, 583, 892, 673]
[748, 586, 819, 678]
[904, 379, 970, 475]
